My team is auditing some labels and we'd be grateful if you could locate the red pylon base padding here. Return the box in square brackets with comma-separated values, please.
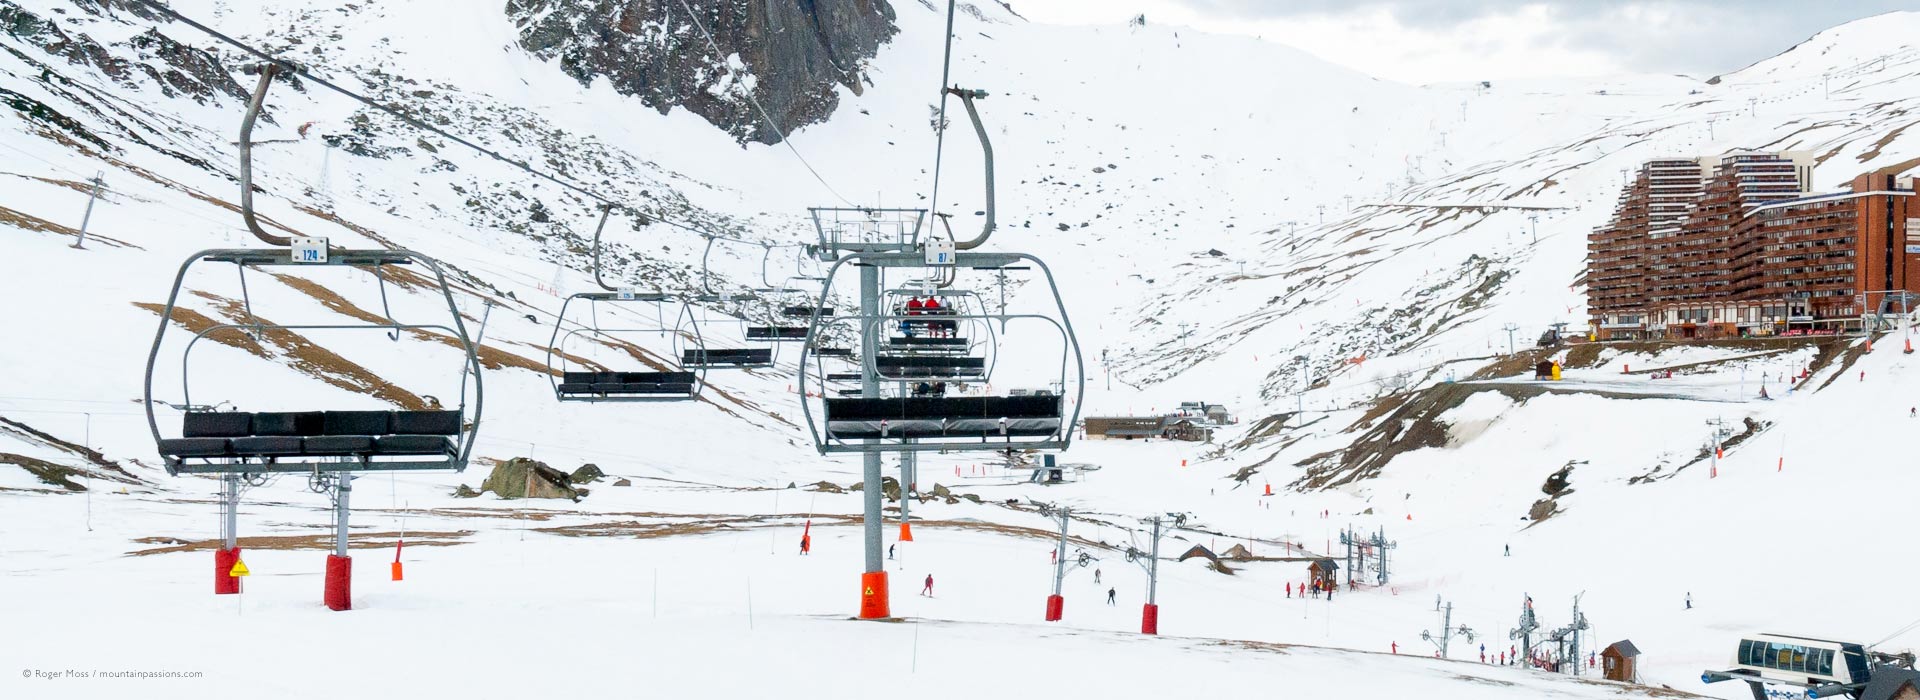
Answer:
[324, 555, 352, 611]
[1141, 603, 1160, 635]
[214, 547, 241, 595]
[859, 571, 890, 619]
[1045, 594, 1064, 622]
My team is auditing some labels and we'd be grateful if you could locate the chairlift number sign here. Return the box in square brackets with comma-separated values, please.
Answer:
[926, 239, 956, 266]
[291, 237, 328, 264]
[618, 287, 638, 301]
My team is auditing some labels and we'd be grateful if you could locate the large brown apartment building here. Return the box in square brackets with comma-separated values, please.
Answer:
[1588, 150, 1917, 339]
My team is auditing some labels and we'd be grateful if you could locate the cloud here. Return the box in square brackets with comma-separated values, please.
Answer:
[1165, 1, 1911, 74]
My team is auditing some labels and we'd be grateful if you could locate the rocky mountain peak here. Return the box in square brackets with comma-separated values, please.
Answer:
[508, 0, 896, 145]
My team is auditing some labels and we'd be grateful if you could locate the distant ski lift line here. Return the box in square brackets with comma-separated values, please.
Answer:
[669, 0, 854, 208]
[127, 0, 765, 242]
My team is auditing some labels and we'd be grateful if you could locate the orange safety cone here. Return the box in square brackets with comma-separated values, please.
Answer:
[899, 521, 914, 542]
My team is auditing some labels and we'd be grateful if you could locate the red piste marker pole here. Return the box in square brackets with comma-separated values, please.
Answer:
[391, 539, 404, 581]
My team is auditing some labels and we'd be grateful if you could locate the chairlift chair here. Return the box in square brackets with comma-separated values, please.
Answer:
[542, 205, 707, 402]
[143, 249, 485, 475]
[680, 303, 777, 369]
[795, 250, 1084, 455]
[142, 62, 483, 475]
[546, 291, 705, 402]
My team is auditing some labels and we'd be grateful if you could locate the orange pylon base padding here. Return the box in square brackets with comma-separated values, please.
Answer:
[859, 571, 890, 619]
[391, 561, 404, 581]
[1045, 594, 1064, 622]
[324, 555, 352, 611]
[1141, 603, 1160, 635]
[899, 521, 914, 542]
[215, 547, 241, 595]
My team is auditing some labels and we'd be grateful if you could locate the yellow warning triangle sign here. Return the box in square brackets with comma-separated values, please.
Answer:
[229, 560, 251, 577]
[864, 587, 875, 596]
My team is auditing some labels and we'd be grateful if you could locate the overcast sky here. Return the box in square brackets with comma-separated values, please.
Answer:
[1015, 1, 1912, 84]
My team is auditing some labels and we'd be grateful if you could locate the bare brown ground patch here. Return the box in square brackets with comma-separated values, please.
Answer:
[0, 204, 140, 248]
[128, 531, 473, 556]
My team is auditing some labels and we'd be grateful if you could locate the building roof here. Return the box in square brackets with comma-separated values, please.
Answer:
[1309, 558, 1339, 571]
[1177, 545, 1219, 562]
[1746, 187, 1915, 215]
[1860, 667, 1920, 700]
[1604, 640, 1640, 658]
[1085, 416, 1166, 434]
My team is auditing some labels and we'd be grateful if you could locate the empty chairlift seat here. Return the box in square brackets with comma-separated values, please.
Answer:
[874, 355, 985, 379]
[684, 348, 774, 366]
[823, 395, 1063, 440]
[782, 306, 833, 318]
[558, 371, 698, 397]
[158, 409, 462, 463]
[745, 326, 810, 341]
[889, 336, 968, 349]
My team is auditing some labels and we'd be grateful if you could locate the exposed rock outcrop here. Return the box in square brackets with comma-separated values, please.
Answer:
[479, 457, 586, 501]
[508, 0, 896, 144]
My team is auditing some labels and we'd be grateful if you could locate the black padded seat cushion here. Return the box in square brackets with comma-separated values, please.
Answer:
[323, 411, 391, 436]
[823, 396, 1063, 439]
[391, 410, 461, 435]
[231, 436, 304, 456]
[252, 411, 323, 436]
[168, 409, 460, 460]
[183, 411, 251, 438]
[627, 371, 695, 383]
[684, 349, 774, 364]
[374, 435, 453, 456]
[159, 437, 230, 457]
[304, 435, 375, 455]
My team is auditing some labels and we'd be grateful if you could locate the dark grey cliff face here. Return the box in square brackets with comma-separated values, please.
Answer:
[508, 0, 895, 145]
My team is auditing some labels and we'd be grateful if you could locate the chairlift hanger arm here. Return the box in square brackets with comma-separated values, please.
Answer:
[589, 203, 619, 292]
[945, 86, 995, 251]
[238, 63, 290, 247]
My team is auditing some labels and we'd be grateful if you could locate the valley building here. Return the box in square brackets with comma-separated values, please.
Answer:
[1587, 150, 1918, 339]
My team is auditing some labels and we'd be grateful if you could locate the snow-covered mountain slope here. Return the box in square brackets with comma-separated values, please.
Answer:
[5, 2, 1920, 698]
